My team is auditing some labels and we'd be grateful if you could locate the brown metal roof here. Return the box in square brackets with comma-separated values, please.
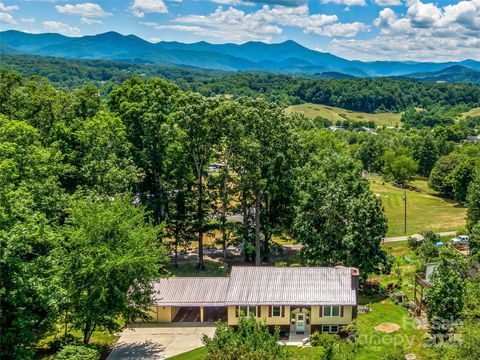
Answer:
[152, 266, 357, 307]
[224, 267, 357, 306]
[153, 277, 229, 306]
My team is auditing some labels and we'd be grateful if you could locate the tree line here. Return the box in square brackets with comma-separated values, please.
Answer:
[2, 54, 480, 113]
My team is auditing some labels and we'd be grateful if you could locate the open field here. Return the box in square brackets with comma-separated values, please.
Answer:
[370, 178, 466, 236]
[285, 103, 402, 127]
[457, 107, 480, 120]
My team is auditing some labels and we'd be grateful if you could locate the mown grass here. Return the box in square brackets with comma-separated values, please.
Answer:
[356, 299, 426, 360]
[370, 178, 466, 236]
[285, 103, 402, 127]
[167, 347, 207, 360]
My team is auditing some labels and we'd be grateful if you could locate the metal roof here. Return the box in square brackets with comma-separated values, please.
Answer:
[152, 266, 357, 307]
[153, 277, 229, 306]
[224, 267, 357, 306]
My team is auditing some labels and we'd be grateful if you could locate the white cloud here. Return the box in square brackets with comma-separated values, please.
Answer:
[321, 0, 366, 6]
[55, 3, 111, 17]
[80, 17, 102, 24]
[0, 2, 18, 12]
[319, 22, 369, 37]
[21, 17, 36, 24]
[373, 0, 402, 5]
[42, 20, 81, 36]
[0, 12, 16, 24]
[131, 0, 168, 18]
[148, 37, 161, 43]
[153, 4, 365, 42]
[211, 0, 255, 5]
[331, 0, 480, 61]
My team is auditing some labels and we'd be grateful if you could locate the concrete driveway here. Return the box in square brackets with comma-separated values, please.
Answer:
[107, 323, 216, 360]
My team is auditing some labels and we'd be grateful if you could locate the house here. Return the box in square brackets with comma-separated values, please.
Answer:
[466, 135, 480, 143]
[146, 266, 359, 335]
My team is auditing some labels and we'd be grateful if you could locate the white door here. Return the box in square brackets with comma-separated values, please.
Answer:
[296, 313, 305, 332]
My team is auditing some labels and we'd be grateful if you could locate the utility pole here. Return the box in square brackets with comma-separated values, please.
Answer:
[403, 191, 407, 234]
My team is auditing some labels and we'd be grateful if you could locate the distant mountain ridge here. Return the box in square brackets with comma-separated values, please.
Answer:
[400, 65, 480, 84]
[1, 30, 480, 78]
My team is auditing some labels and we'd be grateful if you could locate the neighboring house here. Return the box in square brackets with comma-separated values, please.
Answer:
[146, 266, 359, 336]
[466, 135, 480, 143]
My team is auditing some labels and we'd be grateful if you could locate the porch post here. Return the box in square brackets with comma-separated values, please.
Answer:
[200, 306, 204, 323]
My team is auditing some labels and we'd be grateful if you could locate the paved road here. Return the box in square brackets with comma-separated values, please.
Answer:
[169, 231, 459, 261]
[382, 231, 456, 243]
[108, 323, 215, 360]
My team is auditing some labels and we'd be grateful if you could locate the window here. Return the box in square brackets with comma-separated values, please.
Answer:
[323, 306, 341, 317]
[322, 325, 339, 333]
[272, 306, 282, 317]
[237, 306, 258, 317]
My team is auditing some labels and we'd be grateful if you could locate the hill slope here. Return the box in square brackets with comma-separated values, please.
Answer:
[401, 65, 480, 84]
[1, 30, 480, 78]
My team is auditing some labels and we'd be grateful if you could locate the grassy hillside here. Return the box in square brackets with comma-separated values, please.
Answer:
[285, 103, 402, 127]
[457, 107, 480, 120]
[370, 178, 466, 236]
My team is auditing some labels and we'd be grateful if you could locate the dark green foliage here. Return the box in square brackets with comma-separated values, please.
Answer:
[425, 250, 467, 331]
[202, 316, 288, 360]
[467, 170, 480, 229]
[55, 345, 100, 360]
[309, 332, 355, 360]
[293, 150, 391, 278]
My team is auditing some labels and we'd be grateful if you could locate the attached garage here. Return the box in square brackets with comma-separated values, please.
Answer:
[146, 277, 229, 323]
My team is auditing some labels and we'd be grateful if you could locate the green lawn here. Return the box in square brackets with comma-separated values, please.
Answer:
[356, 299, 425, 359]
[370, 178, 466, 236]
[167, 347, 207, 360]
[285, 103, 402, 127]
[168, 259, 227, 277]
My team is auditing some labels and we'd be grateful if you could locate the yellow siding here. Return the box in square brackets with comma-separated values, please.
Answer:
[146, 306, 158, 322]
[227, 306, 290, 326]
[157, 306, 174, 322]
[310, 305, 352, 325]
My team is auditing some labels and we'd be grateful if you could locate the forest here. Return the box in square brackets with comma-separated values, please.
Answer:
[2, 54, 480, 112]
[1, 66, 480, 359]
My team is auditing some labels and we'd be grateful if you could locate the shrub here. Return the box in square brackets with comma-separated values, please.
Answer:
[310, 332, 340, 357]
[416, 241, 439, 263]
[202, 316, 288, 360]
[48, 334, 77, 352]
[55, 345, 100, 360]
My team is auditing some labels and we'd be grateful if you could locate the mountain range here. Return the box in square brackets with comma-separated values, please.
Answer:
[1, 30, 480, 78]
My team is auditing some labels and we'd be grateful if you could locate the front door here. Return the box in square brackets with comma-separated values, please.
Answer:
[296, 313, 305, 332]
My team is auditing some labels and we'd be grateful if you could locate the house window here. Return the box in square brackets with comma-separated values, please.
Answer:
[322, 325, 339, 333]
[237, 306, 258, 317]
[323, 306, 341, 317]
[272, 306, 282, 317]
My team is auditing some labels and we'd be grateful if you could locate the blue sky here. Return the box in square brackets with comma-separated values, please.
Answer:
[1, 0, 479, 61]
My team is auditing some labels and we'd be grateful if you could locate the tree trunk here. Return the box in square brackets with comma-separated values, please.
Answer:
[83, 322, 95, 344]
[221, 173, 228, 273]
[174, 231, 179, 268]
[197, 170, 205, 270]
[255, 190, 261, 266]
[241, 189, 249, 262]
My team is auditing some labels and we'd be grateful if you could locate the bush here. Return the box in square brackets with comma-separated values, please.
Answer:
[202, 316, 288, 360]
[422, 230, 441, 243]
[55, 345, 100, 360]
[310, 332, 340, 356]
[416, 241, 439, 263]
[48, 334, 77, 352]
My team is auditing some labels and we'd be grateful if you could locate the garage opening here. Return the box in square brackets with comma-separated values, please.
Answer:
[173, 306, 227, 323]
